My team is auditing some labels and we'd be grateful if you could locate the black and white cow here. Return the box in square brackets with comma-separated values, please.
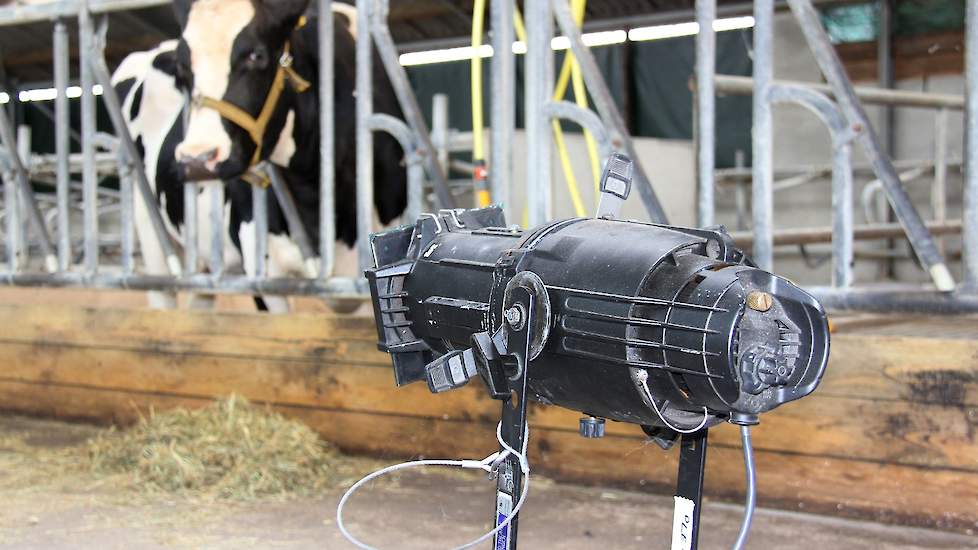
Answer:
[112, 0, 407, 312]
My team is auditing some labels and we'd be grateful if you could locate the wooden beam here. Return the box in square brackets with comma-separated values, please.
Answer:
[0, 303, 974, 531]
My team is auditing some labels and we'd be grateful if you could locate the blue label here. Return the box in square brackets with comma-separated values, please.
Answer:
[494, 512, 509, 550]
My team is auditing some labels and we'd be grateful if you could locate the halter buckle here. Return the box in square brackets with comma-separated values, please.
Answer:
[279, 51, 294, 69]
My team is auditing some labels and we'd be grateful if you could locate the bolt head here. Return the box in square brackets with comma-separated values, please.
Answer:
[504, 306, 523, 329]
[746, 291, 774, 312]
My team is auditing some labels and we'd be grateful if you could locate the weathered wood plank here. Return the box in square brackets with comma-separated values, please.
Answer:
[0, 304, 977, 531]
[0, 304, 386, 366]
[1, 339, 976, 471]
[3, 304, 975, 407]
[0, 379, 974, 533]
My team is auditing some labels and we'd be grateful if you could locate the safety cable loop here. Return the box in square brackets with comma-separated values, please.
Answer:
[336, 422, 530, 550]
[636, 369, 709, 434]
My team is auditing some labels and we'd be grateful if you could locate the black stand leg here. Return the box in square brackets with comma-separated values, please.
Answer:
[673, 429, 709, 550]
[492, 287, 533, 550]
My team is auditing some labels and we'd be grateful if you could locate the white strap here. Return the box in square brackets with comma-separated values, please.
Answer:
[336, 422, 530, 550]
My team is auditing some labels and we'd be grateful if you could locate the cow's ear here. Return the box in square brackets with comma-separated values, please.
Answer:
[172, 0, 193, 30]
[254, 0, 310, 38]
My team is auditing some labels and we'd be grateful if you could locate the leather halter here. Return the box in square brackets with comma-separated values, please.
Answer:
[191, 18, 311, 175]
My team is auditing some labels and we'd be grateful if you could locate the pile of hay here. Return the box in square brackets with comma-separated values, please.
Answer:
[88, 395, 342, 500]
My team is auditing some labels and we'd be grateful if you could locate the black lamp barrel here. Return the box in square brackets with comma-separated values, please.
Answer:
[367, 207, 829, 432]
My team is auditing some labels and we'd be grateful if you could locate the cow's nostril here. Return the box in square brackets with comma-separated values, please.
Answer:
[176, 145, 221, 165]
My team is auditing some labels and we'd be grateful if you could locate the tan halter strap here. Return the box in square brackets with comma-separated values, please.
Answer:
[192, 18, 311, 172]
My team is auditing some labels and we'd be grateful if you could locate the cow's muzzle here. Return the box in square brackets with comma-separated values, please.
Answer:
[178, 150, 220, 181]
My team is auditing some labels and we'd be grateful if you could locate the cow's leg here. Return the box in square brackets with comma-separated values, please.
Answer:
[239, 221, 291, 314]
[133, 189, 178, 309]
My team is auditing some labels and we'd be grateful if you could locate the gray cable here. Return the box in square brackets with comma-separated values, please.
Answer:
[732, 425, 756, 550]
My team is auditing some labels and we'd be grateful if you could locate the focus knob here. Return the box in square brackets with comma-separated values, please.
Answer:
[579, 416, 606, 438]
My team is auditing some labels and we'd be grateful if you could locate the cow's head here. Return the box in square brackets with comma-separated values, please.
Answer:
[172, 0, 309, 180]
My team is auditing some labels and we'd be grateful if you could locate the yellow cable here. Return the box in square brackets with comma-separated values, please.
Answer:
[471, 0, 487, 163]
[549, 0, 596, 217]
[513, 1, 600, 218]
[553, 119, 588, 216]
[513, 6, 527, 43]
[570, 57, 601, 192]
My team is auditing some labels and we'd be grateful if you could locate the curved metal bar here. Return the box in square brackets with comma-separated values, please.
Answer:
[542, 101, 614, 160]
[768, 84, 854, 288]
[369, 0, 455, 210]
[366, 113, 424, 225]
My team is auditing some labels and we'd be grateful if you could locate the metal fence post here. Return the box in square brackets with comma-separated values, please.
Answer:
[53, 19, 70, 271]
[318, 0, 335, 279]
[79, 1, 98, 274]
[751, 0, 774, 270]
[432, 93, 449, 177]
[964, 0, 978, 290]
[932, 108, 948, 254]
[490, 0, 515, 221]
[2, 159, 18, 272]
[695, 0, 716, 228]
[525, 0, 554, 226]
[355, 0, 374, 272]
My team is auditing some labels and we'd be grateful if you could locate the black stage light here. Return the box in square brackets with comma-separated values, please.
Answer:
[357, 155, 830, 550]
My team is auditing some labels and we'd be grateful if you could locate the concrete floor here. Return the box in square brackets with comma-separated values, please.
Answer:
[0, 416, 975, 550]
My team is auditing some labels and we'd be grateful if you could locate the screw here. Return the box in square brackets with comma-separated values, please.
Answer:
[504, 306, 524, 329]
[746, 291, 774, 312]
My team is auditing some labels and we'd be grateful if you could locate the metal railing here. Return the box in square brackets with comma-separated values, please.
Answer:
[2, 0, 977, 315]
[694, 0, 978, 312]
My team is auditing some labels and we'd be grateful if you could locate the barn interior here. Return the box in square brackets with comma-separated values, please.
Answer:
[0, 0, 976, 549]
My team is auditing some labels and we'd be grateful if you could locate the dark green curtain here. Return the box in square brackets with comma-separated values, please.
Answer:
[629, 29, 753, 169]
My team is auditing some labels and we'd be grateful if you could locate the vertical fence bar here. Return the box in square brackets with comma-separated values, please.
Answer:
[964, 0, 978, 289]
[79, 2, 98, 274]
[751, 0, 774, 270]
[16, 125, 30, 258]
[525, 0, 553, 226]
[2, 162, 18, 272]
[405, 155, 424, 224]
[252, 186, 268, 280]
[734, 149, 748, 231]
[932, 108, 948, 254]
[118, 160, 135, 275]
[432, 93, 449, 176]
[208, 183, 224, 277]
[319, 0, 335, 279]
[183, 182, 198, 275]
[53, 19, 70, 271]
[831, 140, 854, 288]
[490, 0, 514, 220]
[355, 0, 374, 272]
[695, 0, 716, 228]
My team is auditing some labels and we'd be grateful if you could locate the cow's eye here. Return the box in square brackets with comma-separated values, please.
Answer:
[245, 48, 268, 69]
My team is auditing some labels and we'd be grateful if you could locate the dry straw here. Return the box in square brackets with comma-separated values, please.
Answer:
[87, 394, 341, 500]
